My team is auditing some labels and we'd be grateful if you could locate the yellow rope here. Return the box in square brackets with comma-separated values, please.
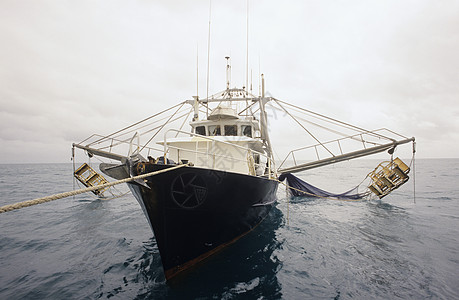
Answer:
[0, 164, 188, 214]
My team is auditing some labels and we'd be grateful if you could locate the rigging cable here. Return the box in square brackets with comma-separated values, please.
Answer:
[94, 110, 191, 153]
[274, 98, 397, 141]
[411, 141, 416, 204]
[272, 98, 335, 157]
[82, 102, 186, 146]
[139, 102, 186, 152]
[175, 107, 194, 138]
[106, 109, 192, 143]
[266, 103, 390, 146]
[72, 145, 76, 200]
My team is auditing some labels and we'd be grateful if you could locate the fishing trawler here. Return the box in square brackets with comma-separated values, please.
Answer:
[72, 58, 415, 280]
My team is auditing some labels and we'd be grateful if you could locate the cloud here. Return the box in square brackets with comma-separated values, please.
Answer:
[0, 0, 458, 163]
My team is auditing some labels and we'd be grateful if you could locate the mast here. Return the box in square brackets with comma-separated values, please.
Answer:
[225, 56, 231, 91]
[245, 0, 249, 94]
[206, 0, 212, 118]
[259, 74, 274, 162]
[261, 73, 265, 98]
[193, 96, 199, 121]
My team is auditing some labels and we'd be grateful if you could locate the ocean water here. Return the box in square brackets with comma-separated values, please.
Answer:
[0, 159, 458, 299]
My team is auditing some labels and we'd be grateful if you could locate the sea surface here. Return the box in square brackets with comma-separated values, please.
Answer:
[0, 159, 458, 299]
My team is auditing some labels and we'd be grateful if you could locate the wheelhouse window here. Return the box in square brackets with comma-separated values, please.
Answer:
[224, 125, 237, 136]
[242, 125, 252, 137]
[208, 125, 221, 136]
[195, 126, 206, 136]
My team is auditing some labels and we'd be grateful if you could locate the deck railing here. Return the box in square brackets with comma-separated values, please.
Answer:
[163, 129, 276, 178]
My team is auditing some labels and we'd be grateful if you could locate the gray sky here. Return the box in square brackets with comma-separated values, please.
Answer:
[1, 0, 458, 163]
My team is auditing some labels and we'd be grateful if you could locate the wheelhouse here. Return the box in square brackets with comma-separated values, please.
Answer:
[161, 105, 268, 176]
[191, 118, 260, 138]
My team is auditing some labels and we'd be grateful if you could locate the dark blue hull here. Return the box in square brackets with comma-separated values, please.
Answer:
[129, 164, 278, 280]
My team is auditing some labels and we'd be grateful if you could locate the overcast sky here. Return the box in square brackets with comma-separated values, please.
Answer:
[1, 0, 458, 163]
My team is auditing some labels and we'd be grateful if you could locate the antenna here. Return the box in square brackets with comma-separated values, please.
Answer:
[250, 69, 253, 94]
[245, 0, 249, 97]
[206, 0, 212, 118]
[258, 55, 261, 97]
[225, 56, 231, 90]
[261, 73, 265, 98]
[249, 68, 254, 116]
[193, 43, 199, 121]
[196, 43, 199, 99]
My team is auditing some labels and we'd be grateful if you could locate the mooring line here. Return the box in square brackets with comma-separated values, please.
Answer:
[0, 164, 188, 214]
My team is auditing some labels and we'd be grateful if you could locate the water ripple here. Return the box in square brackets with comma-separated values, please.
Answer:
[1, 161, 459, 299]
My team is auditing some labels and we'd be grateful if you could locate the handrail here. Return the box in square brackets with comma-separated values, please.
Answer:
[98, 136, 162, 154]
[277, 128, 406, 171]
[163, 129, 268, 159]
[278, 137, 415, 174]
[77, 134, 163, 157]
[165, 144, 263, 172]
[163, 129, 276, 177]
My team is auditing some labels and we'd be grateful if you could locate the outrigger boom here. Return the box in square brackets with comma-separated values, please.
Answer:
[72, 143, 127, 162]
[278, 137, 415, 174]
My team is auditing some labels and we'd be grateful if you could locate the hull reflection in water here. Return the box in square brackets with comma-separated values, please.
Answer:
[138, 205, 284, 299]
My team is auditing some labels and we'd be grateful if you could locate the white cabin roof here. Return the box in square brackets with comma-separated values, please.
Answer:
[207, 106, 239, 120]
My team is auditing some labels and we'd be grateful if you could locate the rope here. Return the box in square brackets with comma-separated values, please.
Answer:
[406, 140, 416, 203]
[273, 98, 395, 141]
[272, 99, 335, 157]
[139, 102, 186, 153]
[83, 102, 186, 146]
[0, 164, 188, 214]
[412, 141, 416, 204]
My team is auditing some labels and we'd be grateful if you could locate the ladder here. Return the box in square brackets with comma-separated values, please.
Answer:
[74, 163, 110, 196]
